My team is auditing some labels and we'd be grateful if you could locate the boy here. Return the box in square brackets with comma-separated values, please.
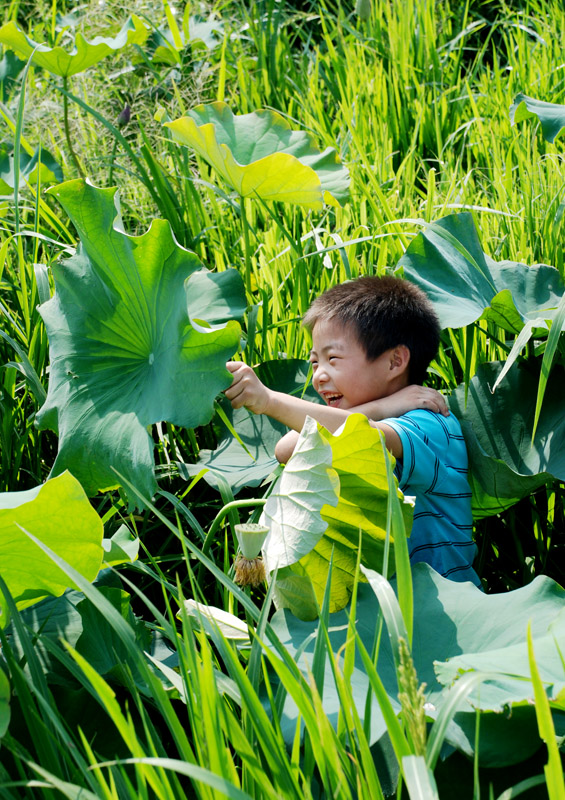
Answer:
[225, 276, 481, 587]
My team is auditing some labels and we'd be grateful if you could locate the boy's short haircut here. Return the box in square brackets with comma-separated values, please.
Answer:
[302, 276, 440, 385]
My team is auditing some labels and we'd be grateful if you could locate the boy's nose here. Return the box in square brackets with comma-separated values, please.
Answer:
[314, 368, 329, 387]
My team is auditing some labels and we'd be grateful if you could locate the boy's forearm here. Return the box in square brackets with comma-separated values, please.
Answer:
[265, 392, 408, 431]
[265, 390, 354, 433]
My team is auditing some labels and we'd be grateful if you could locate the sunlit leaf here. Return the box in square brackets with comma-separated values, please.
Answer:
[0, 16, 148, 78]
[0, 472, 103, 624]
[510, 93, 565, 143]
[263, 415, 411, 617]
[165, 101, 350, 209]
[36, 179, 241, 503]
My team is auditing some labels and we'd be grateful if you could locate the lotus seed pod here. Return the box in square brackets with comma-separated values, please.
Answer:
[234, 554, 266, 587]
[234, 523, 269, 560]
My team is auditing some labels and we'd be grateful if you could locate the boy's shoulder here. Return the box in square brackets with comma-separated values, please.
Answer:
[393, 408, 464, 440]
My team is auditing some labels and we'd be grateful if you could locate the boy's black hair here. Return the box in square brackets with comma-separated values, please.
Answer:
[302, 276, 440, 385]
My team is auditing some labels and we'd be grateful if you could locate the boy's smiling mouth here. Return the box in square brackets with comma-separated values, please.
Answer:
[321, 391, 343, 407]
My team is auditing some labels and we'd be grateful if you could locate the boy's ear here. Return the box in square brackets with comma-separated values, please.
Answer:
[389, 345, 410, 373]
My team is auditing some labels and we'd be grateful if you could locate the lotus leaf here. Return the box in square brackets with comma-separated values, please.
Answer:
[0, 472, 103, 625]
[263, 415, 411, 618]
[0, 49, 24, 98]
[398, 213, 565, 332]
[0, 16, 148, 78]
[270, 563, 565, 766]
[450, 362, 565, 516]
[146, 15, 223, 64]
[0, 142, 63, 193]
[165, 101, 350, 209]
[37, 179, 241, 502]
[510, 93, 565, 143]
[5, 572, 148, 688]
[180, 359, 320, 494]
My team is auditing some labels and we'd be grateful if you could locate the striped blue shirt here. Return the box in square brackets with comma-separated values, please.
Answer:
[382, 410, 481, 587]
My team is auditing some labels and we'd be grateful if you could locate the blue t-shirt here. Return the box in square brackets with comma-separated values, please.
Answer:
[382, 410, 481, 587]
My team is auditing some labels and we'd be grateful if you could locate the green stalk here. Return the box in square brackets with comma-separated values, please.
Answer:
[61, 77, 84, 178]
[240, 195, 253, 296]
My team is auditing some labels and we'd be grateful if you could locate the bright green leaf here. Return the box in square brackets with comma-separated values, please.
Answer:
[165, 101, 350, 209]
[0, 16, 148, 78]
[0, 472, 103, 623]
[263, 415, 411, 617]
[36, 179, 241, 503]
[510, 93, 565, 143]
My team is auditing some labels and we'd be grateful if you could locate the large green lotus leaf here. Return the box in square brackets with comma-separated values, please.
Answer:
[185, 269, 246, 326]
[0, 17, 148, 78]
[36, 179, 241, 501]
[510, 93, 565, 143]
[263, 415, 410, 617]
[165, 101, 350, 209]
[179, 359, 320, 495]
[270, 563, 565, 766]
[0, 142, 63, 193]
[450, 362, 565, 517]
[0, 472, 103, 624]
[398, 213, 564, 332]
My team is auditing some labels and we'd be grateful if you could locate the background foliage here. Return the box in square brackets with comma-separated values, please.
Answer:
[1, 0, 564, 796]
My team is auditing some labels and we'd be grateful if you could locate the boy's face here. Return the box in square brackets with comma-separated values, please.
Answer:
[310, 318, 396, 409]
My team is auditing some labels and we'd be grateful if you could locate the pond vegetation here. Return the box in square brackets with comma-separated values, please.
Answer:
[0, 0, 564, 796]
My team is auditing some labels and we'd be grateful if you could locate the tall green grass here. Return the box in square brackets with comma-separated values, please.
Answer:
[1, 0, 564, 794]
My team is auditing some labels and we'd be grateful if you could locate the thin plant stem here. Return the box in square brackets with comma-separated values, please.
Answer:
[61, 77, 84, 178]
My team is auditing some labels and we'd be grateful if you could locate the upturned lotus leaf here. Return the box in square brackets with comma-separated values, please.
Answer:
[398, 213, 565, 332]
[0, 17, 148, 78]
[0, 472, 103, 625]
[510, 93, 565, 143]
[37, 179, 241, 503]
[165, 101, 350, 209]
[263, 415, 410, 618]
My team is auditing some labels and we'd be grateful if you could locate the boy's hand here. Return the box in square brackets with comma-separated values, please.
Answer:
[371, 385, 449, 419]
[224, 362, 271, 414]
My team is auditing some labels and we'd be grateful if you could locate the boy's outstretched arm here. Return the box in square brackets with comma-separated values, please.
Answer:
[225, 362, 448, 461]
